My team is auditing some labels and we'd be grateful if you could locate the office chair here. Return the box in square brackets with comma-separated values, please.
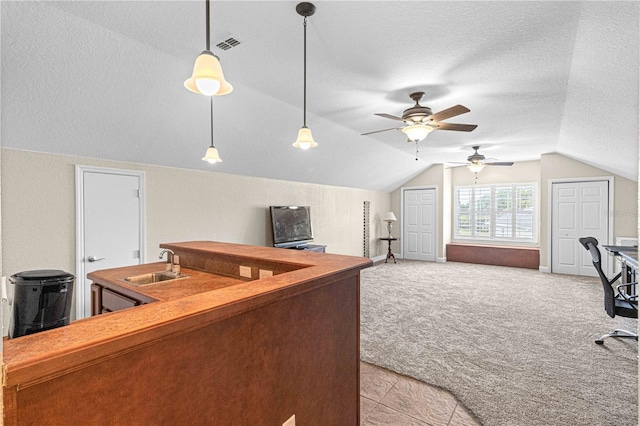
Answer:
[579, 237, 638, 345]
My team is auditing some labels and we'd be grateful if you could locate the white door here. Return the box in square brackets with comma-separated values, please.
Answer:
[551, 181, 608, 276]
[76, 166, 145, 319]
[404, 188, 436, 261]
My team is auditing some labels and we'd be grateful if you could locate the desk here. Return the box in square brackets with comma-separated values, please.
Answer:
[603, 245, 637, 256]
[603, 245, 637, 295]
[379, 237, 398, 263]
[619, 250, 637, 291]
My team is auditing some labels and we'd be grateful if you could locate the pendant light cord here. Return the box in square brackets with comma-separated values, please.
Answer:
[210, 96, 214, 148]
[205, 0, 210, 51]
[303, 16, 307, 127]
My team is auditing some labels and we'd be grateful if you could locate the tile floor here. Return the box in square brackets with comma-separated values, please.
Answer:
[360, 362, 481, 426]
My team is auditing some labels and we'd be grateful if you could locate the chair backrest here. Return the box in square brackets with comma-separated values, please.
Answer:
[579, 236, 616, 318]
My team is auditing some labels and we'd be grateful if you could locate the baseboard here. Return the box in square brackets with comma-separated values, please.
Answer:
[539, 266, 550, 273]
[371, 253, 403, 264]
[437, 257, 447, 263]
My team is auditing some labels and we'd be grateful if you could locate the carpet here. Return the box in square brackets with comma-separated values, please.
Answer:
[360, 260, 638, 426]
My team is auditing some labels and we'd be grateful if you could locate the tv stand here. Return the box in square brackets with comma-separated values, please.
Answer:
[287, 244, 326, 253]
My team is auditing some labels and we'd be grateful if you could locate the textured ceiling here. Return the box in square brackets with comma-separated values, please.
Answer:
[1, 1, 638, 191]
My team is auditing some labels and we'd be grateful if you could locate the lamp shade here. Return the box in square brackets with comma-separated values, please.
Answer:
[383, 212, 397, 222]
[401, 124, 434, 142]
[467, 162, 485, 173]
[292, 126, 318, 150]
[185, 51, 233, 96]
[202, 146, 222, 163]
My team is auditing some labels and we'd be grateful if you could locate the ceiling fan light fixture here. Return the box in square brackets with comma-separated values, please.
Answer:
[292, 126, 317, 150]
[363, 93, 476, 140]
[402, 124, 434, 142]
[467, 162, 485, 173]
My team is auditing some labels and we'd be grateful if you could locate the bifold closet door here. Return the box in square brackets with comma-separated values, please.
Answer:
[551, 180, 608, 276]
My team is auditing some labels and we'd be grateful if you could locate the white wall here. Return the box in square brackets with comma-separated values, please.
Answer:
[1, 148, 391, 324]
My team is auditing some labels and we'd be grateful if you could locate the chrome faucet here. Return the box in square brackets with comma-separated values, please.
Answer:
[159, 249, 180, 276]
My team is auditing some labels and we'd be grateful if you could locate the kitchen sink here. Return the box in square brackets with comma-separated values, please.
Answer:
[124, 272, 188, 286]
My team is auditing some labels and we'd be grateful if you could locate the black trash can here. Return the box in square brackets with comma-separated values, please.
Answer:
[9, 270, 74, 339]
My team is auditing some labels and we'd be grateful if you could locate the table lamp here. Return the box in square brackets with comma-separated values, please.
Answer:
[383, 212, 397, 238]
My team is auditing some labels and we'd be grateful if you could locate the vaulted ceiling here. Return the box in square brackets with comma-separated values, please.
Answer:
[2, 1, 638, 191]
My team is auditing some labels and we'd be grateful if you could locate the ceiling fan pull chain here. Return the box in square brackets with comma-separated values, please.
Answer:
[415, 140, 419, 161]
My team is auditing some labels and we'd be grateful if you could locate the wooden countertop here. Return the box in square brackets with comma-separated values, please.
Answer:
[88, 262, 251, 303]
[3, 241, 371, 388]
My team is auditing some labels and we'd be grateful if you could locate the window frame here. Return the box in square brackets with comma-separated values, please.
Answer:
[453, 182, 538, 244]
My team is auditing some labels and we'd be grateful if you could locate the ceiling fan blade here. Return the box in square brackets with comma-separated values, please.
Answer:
[425, 105, 470, 122]
[361, 127, 400, 136]
[485, 162, 514, 166]
[448, 162, 470, 165]
[375, 113, 405, 122]
[433, 122, 478, 132]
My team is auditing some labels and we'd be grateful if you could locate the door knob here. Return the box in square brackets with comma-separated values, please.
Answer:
[87, 255, 105, 262]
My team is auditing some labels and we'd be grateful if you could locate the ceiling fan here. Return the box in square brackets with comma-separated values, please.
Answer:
[452, 145, 514, 173]
[361, 92, 478, 142]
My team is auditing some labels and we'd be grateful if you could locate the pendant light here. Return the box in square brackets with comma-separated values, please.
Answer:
[292, 2, 318, 150]
[185, 0, 233, 96]
[202, 97, 222, 163]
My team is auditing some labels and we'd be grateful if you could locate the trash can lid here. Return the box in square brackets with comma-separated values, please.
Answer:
[11, 270, 74, 281]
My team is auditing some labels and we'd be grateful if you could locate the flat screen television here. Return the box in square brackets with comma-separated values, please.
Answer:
[269, 206, 314, 248]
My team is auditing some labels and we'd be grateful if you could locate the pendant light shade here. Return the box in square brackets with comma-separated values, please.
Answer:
[185, 0, 232, 96]
[202, 97, 222, 163]
[292, 2, 317, 149]
[202, 146, 222, 163]
[185, 51, 233, 96]
[402, 124, 434, 142]
[293, 126, 317, 150]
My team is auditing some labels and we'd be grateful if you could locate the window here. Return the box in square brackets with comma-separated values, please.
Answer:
[454, 183, 537, 242]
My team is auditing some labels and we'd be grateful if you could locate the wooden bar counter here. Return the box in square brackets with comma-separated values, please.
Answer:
[3, 241, 371, 425]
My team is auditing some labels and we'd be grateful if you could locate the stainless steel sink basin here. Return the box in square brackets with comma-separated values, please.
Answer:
[124, 272, 188, 286]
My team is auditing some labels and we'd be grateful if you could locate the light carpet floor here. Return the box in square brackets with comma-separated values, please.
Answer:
[360, 260, 638, 426]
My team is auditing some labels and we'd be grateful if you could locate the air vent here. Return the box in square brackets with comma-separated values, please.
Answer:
[215, 37, 241, 51]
